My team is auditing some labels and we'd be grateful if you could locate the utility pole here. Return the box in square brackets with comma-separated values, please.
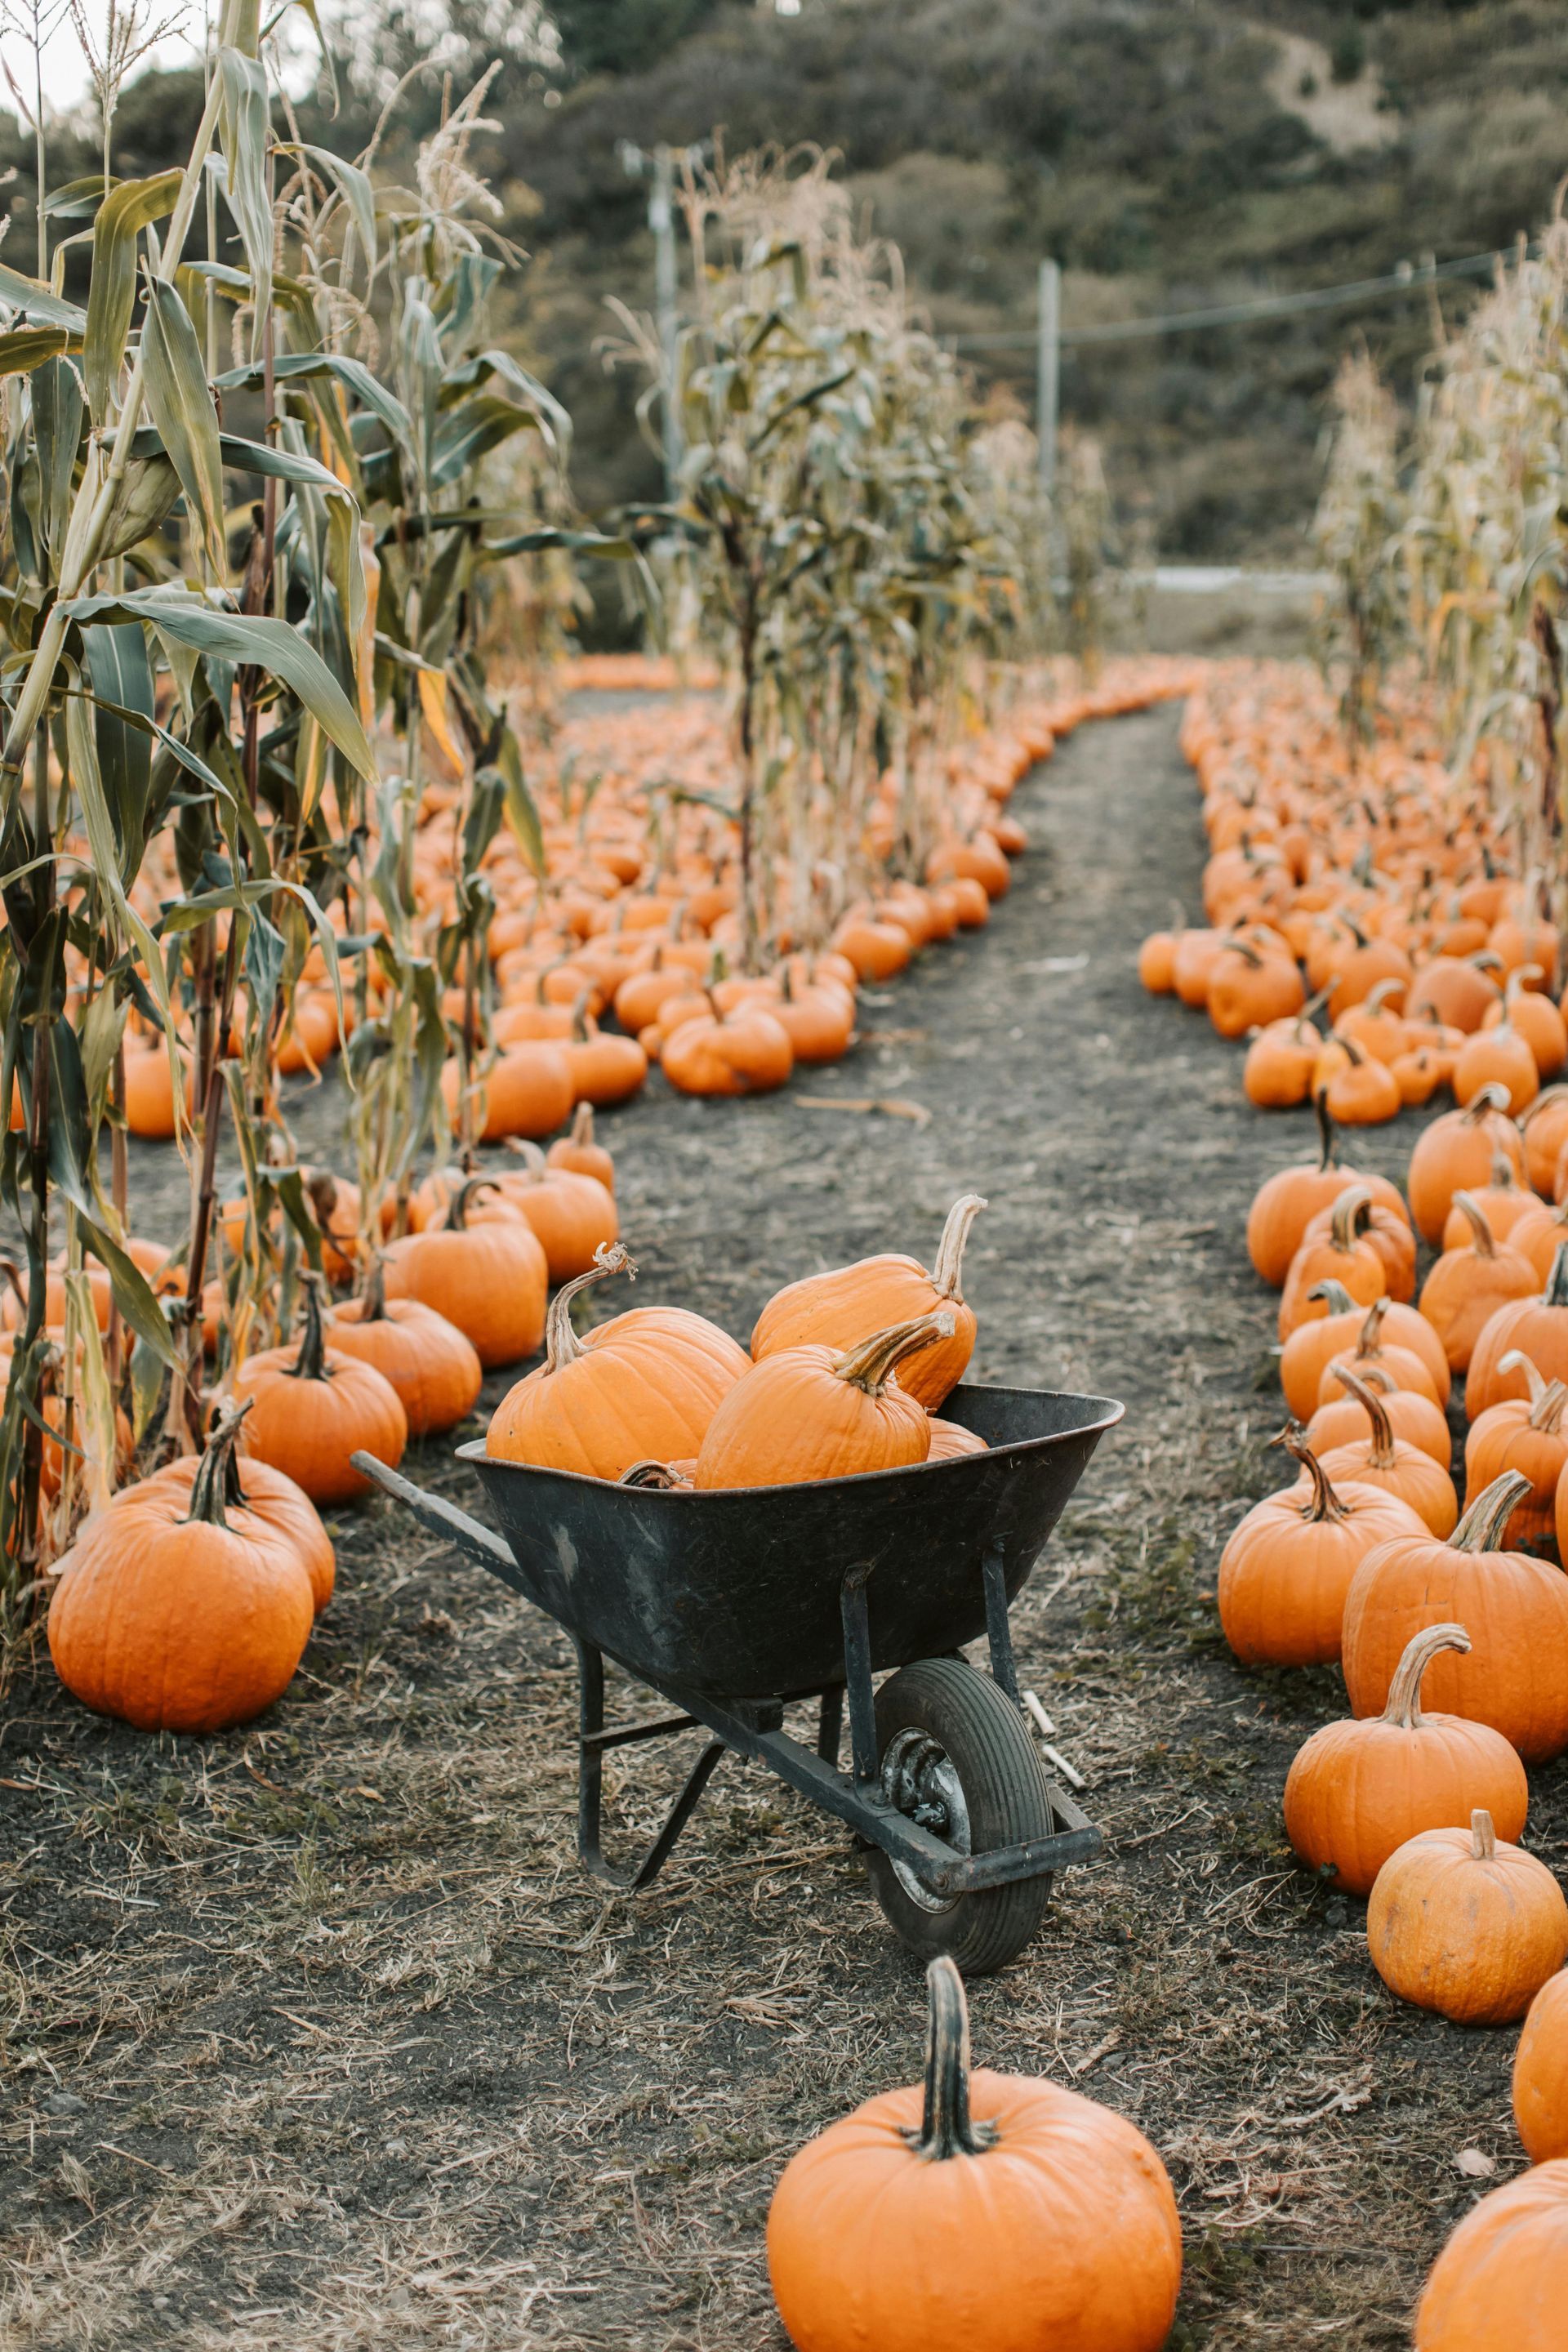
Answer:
[1036, 256, 1061, 493]
[619, 139, 691, 501]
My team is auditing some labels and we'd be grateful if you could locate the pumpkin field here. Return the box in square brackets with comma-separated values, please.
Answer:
[7, 4, 1568, 2349]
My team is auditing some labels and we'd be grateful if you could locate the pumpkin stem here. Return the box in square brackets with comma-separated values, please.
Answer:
[1523, 1083, 1568, 1134]
[834, 1311, 956, 1396]
[1329, 1186, 1372, 1252]
[184, 1401, 252, 1527]
[1499, 1351, 1568, 1432]
[359, 1254, 390, 1325]
[1461, 1081, 1511, 1125]
[1276, 1425, 1348, 1523]
[286, 1274, 332, 1383]
[1451, 1191, 1497, 1258]
[571, 990, 594, 1043]
[503, 1139, 548, 1188]
[1472, 1808, 1497, 1863]
[1364, 977, 1403, 1014]
[1325, 1361, 1396, 1468]
[1450, 1468, 1535, 1553]
[1355, 1294, 1389, 1352]
[618, 1459, 688, 1489]
[904, 1957, 999, 2163]
[1313, 1088, 1339, 1174]
[931, 1195, 987, 1303]
[1308, 1279, 1356, 1317]
[1499, 1348, 1548, 1410]
[1490, 1150, 1520, 1192]
[1381, 1622, 1471, 1729]
[542, 1242, 637, 1374]
[570, 1102, 595, 1148]
[1545, 1240, 1568, 1309]
[447, 1174, 501, 1232]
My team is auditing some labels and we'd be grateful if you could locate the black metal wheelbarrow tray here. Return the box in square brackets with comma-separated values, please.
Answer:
[352, 1379, 1122, 1974]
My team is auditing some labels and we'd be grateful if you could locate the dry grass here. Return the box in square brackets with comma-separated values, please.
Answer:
[2, 704, 1556, 2350]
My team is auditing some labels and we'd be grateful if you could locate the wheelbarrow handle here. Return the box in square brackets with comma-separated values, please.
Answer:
[350, 1451, 517, 1575]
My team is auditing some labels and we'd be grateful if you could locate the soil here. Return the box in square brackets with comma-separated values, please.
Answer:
[2, 697, 1549, 2350]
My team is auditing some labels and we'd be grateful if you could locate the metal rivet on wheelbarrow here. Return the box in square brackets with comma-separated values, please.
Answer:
[349, 1376, 1122, 1976]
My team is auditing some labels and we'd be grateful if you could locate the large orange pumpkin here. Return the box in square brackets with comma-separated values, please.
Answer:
[1342, 1469, 1568, 1761]
[1368, 1807, 1568, 2025]
[487, 1243, 750, 1480]
[1418, 1192, 1538, 1373]
[1282, 1622, 1527, 1896]
[384, 1174, 548, 1368]
[1415, 2160, 1568, 2347]
[695, 1312, 947, 1488]
[766, 1958, 1182, 2352]
[47, 1406, 315, 1733]
[497, 1142, 621, 1281]
[1216, 1430, 1425, 1667]
[330, 1261, 483, 1439]
[232, 1276, 408, 1505]
[1466, 1239, 1568, 1419]
[751, 1193, 985, 1411]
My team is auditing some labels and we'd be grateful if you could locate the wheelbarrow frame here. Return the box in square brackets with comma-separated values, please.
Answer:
[350, 1379, 1116, 1909]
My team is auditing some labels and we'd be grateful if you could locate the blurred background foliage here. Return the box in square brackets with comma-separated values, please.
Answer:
[4, 0, 1565, 584]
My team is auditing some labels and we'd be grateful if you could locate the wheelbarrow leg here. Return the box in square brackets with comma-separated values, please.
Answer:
[816, 1686, 844, 1767]
[575, 1641, 726, 1893]
[981, 1539, 1021, 1704]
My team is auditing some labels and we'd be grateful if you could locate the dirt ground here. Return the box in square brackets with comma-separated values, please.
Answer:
[2, 698, 1545, 2350]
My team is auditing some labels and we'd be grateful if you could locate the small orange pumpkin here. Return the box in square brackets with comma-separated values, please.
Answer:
[1368, 1806, 1568, 2025]
[1217, 1429, 1425, 1668]
[1316, 1363, 1458, 1535]
[232, 1276, 408, 1505]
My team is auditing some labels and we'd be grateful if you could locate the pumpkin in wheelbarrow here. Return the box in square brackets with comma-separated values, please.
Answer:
[694, 1312, 947, 1488]
[486, 1244, 749, 1481]
[767, 1957, 1181, 2352]
[750, 1194, 985, 1410]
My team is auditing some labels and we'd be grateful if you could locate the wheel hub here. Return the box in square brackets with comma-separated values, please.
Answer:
[880, 1728, 972, 1913]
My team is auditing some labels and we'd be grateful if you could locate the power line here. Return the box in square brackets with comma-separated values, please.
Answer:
[951, 246, 1512, 354]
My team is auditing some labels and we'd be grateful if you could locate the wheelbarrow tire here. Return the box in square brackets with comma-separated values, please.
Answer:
[865, 1656, 1053, 1976]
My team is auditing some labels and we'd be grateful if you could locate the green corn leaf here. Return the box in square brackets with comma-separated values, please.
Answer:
[83, 169, 183, 425]
[215, 350, 414, 461]
[0, 327, 71, 376]
[0, 263, 86, 331]
[60, 586, 378, 782]
[216, 50, 272, 356]
[283, 143, 376, 273]
[141, 278, 226, 572]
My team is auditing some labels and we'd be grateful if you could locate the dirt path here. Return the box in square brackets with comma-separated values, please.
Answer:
[2, 704, 1545, 2350]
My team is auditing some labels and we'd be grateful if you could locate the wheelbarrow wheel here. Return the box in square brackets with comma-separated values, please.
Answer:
[864, 1656, 1054, 1976]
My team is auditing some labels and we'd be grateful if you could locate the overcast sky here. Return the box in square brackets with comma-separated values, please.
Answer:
[2, 1, 204, 120]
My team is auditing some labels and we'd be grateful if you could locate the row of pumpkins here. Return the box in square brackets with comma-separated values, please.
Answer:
[1158, 672, 1568, 2345]
[1140, 666, 1562, 1127]
[45, 1183, 997, 1740]
[114, 661, 1196, 1138]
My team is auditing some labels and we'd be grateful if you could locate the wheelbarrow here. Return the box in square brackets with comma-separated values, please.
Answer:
[351, 1378, 1122, 1974]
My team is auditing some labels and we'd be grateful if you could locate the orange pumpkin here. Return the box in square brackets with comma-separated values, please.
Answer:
[1513, 1974, 1568, 2163]
[751, 1194, 985, 1412]
[1277, 1187, 1390, 1343]
[1464, 1352, 1568, 1550]
[47, 1405, 315, 1733]
[1406, 1083, 1524, 1245]
[694, 1312, 947, 1488]
[1245, 1096, 1378, 1287]
[232, 1276, 408, 1505]
[1283, 1622, 1528, 1896]
[661, 1001, 794, 1096]
[1342, 1469, 1568, 1761]
[1305, 1360, 1452, 1468]
[1368, 1806, 1568, 2025]
[546, 1101, 616, 1193]
[497, 1142, 621, 1281]
[329, 1262, 483, 1439]
[1217, 1429, 1425, 1667]
[1467, 1240, 1568, 1419]
[1417, 1192, 1538, 1373]
[384, 1175, 548, 1369]
[1316, 1364, 1458, 1535]
[766, 1958, 1182, 2352]
[487, 1243, 750, 1480]
[1414, 2160, 1568, 2347]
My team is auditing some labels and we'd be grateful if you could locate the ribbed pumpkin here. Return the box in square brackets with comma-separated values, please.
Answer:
[1466, 1241, 1568, 1419]
[1407, 1083, 1525, 1246]
[1309, 1294, 1449, 1411]
[1368, 1807, 1568, 2025]
[329, 1261, 483, 1439]
[140, 1429, 336, 1615]
[1281, 1284, 1450, 1421]
[1316, 1365, 1458, 1536]
[1217, 1430, 1425, 1668]
[546, 1102, 615, 1193]
[1506, 1196, 1568, 1287]
[384, 1175, 548, 1369]
[766, 1958, 1183, 2352]
[1440, 1150, 1538, 1250]
[1418, 1192, 1538, 1373]
[1276, 1187, 1388, 1343]
[487, 1244, 750, 1480]
[751, 1194, 986, 1412]
[47, 1406, 315, 1734]
[1305, 1360, 1452, 1469]
[1245, 1096, 1378, 1287]
[1283, 1624, 1527, 1896]
[927, 1416, 989, 1461]
[497, 1141, 621, 1281]
[1298, 1185, 1416, 1303]
[1514, 1973, 1568, 2163]
[1465, 1352, 1568, 1550]
[1523, 1081, 1568, 1193]
[1415, 2160, 1568, 2349]
[232, 1276, 408, 1505]
[695, 1312, 947, 1489]
[1342, 1469, 1568, 1761]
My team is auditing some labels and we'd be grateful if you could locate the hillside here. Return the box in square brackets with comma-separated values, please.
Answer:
[504, 0, 1568, 564]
